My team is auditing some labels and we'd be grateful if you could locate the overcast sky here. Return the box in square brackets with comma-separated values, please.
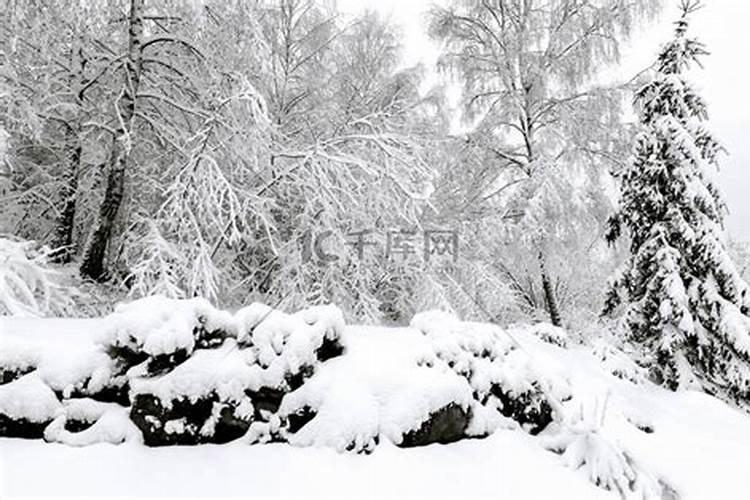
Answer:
[337, 0, 750, 240]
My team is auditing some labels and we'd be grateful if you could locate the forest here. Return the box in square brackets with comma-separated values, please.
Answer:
[2, 1, 750, 498]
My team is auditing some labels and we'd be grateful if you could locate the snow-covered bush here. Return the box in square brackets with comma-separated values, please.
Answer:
[0, 237, 74, 316]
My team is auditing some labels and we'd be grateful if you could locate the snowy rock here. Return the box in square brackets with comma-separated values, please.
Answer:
[44, 398, 140, 446]
[130, 392, 252, 446]
[128, 340, 256, 445]
[103, 295, 237, 376]
[411, 311, 559, 435]
[124, 302, 347, 446]
[278, 326, 474, 453]
[235, 303, 345, 389]
[0, 318, 115, 400]
[0, 373, 61, 438]
[399, 403, 471, 447]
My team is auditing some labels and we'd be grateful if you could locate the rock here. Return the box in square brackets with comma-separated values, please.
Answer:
[0, 414, 52, 439]
[316, 335, 345, 362]
[130, 392, 252, 446]
[0, 365, 36, 385]
[490, 385, 553, 435]
[145, 348, 190, 376]
[286, 405, 316, 434]
[212, 404, 253, 444]
[246, 386, 285, 417]
[63, 417, 96, 433]
[285, 365, 315, 392]
[0, 373, 61, 439]
[399, 403, 471, 447]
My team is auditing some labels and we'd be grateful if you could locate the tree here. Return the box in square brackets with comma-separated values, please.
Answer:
[80, 0, 145, 280]
[0, 0, 107, 260]
[605, 1, 750, 403]
[429, 0, 659, 326]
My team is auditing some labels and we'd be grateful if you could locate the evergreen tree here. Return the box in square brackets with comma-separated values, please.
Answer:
[605, 0, 750, 403]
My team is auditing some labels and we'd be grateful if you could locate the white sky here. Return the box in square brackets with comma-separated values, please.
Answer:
[337, 0, 750, 240]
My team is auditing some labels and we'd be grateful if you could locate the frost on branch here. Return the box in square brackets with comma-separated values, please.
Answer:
[0, 237, 75, 316]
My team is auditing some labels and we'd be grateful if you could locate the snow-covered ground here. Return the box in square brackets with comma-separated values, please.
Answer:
[1, 430, 608, 498]
[2, 308, 750, 499]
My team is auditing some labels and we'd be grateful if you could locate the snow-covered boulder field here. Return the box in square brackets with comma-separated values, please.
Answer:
[2, 298, 750, 498]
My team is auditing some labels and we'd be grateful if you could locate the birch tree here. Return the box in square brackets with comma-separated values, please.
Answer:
[79, 0, 146, 279]
[429, 0, 660, 325]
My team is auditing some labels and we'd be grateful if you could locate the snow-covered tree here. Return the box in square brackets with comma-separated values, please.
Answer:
[0, 236, 74, 316]
[428, 0, 659, 326]
[605, 1, 750, 403]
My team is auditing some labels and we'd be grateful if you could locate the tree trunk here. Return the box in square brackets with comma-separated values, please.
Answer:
[80, 0, 143, 280]
[54, 34, 87, 263]
[538, 251, 562, 327]
[53, 129, 81, 262]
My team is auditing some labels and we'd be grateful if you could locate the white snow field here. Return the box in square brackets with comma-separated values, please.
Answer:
[1, 300, 750, 499]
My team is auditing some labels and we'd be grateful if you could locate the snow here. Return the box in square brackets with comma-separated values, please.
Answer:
[122, 300, 345, 411]
[0, 238, 74, 317]
[129, 339, 256, 405]
[0, 317, 111, 396]
[104, 295, 236, 358]
[3, 307, 750, 498]
[0, 432, 609, 498]
[279, 325, 473, 451]
[0, 372, 60, 422]
[235, 303, 345, 389]
[43, 399, 140, 446]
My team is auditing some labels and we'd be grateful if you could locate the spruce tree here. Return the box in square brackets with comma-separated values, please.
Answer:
[605, 0, 750, 403]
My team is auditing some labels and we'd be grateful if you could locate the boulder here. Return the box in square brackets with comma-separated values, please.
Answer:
[399, 403, 471, 447]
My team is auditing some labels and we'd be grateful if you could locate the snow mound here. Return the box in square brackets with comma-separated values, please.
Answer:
[412, 312, 568, 435]
[0, 372, 61, 423]
[276, 313, 575, 453]
[234, 303, 345, 390]
[44, 398, 140, 446]
[104, 295, 236, 364]
[0, 373, 61, 438]
[278, 326, 473, 452]
[0, 318, 113, 398]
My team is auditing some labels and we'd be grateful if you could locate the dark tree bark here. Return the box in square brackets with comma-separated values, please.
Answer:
[53, 35, 87, 263]
[538, 251, 562, 327]
[80, 0, 144, 280]
[53, 128, 82, 262]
